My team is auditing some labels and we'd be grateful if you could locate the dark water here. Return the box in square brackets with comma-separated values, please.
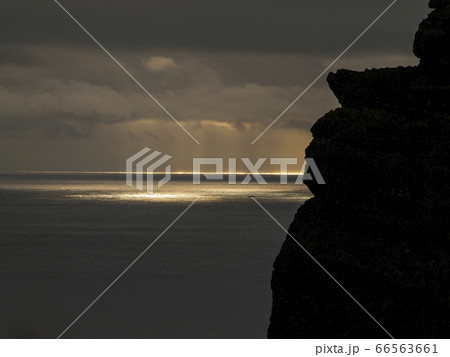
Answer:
[0, 173, 311, 338]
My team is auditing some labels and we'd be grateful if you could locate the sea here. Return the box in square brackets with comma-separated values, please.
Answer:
[0, 173, 312, 338]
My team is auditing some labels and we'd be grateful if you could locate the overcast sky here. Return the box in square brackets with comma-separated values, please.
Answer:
[0, 0, 430, 172]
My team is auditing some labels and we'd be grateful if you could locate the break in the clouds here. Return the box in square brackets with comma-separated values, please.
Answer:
[0, 1, 430, 171]
[144, 57, 177, 72]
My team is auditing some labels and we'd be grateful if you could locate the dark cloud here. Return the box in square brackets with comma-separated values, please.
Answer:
[1, 1, 429, 54]
[0, 46, 41, 66]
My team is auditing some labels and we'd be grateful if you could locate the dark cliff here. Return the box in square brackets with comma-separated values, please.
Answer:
[268, 1, 449, 338]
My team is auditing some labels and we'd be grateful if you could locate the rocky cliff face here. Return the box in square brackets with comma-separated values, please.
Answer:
[268, 1, 449, 338]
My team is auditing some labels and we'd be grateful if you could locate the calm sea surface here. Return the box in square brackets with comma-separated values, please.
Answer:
[0, 173, 312, 338]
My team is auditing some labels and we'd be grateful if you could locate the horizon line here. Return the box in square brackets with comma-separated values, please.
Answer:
[0, 170, 305, 176]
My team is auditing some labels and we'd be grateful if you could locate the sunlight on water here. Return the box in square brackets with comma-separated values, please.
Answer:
[67, 192, 190, 202]
[0, 173, 313, 203]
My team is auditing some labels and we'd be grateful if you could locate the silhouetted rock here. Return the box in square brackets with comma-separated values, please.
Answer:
[414, 0, 450, 79]
[268, 1, 450, 338]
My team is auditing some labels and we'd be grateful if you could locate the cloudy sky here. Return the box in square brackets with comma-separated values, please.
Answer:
[0, 0, 429, 172]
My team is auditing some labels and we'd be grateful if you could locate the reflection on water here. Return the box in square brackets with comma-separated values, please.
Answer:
[0, 173, 313, 203]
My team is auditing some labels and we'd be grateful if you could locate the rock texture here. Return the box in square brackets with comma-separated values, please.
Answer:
[268, 1, 449, 338]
